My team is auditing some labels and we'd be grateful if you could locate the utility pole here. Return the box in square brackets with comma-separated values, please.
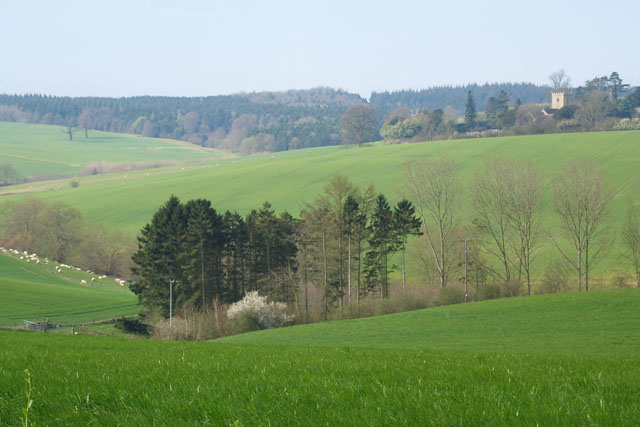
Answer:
[169, 279, 175, 325]
[460, 238, 473, 302]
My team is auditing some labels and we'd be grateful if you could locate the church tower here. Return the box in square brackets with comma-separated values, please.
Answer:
[551, 91, 569, 109]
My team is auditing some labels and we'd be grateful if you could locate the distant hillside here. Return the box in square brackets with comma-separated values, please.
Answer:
[370, 82, 550, 114]
[0, 89, 365, 155]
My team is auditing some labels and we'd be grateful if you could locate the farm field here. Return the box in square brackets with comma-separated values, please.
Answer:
[2, 129, 639, 237]
[0, 121, 231, 178]
[0, 253, 138, 326]
[1, 289, 638, 425]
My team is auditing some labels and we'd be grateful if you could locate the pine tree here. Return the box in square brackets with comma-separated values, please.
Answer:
[465, 90, 476, 131]
[366, 195, 397, 298]
[393, 199, 422, 294]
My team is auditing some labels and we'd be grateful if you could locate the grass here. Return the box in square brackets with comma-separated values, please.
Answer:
[0, 253, 139, 326]
[0, 289, 638, 425]
[0, 121, 231, 177]
[2, 130, 639, 237]
[2, 128, 640, 276]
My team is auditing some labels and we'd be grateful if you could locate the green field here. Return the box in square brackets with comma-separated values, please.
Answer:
[0, 121, 231, 177]
[1, 289, 638, 425]
[2, 129, 639, 238]
[0, 253, 138, 326]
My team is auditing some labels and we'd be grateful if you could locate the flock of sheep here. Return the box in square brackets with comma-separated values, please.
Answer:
[1, 247, 127, 287]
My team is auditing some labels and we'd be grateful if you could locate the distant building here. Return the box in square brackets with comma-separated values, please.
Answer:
[551, 91, 569, 109]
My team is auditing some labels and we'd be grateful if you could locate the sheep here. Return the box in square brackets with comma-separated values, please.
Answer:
[81, 280, 87, 284]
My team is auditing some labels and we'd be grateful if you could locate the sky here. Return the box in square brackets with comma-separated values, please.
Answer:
[1, 0, 639, 99]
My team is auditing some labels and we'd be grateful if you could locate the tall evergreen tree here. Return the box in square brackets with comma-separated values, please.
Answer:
[131, 195, 186, 317]
[366, 195, 397, 298]
[464, 90, 477, 131]
[393, 199, 422, 294]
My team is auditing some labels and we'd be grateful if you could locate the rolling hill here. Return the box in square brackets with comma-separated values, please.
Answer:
[0, 121, 231, 178]
[0, 289, 638, 424]
[0, 252, 138, 325]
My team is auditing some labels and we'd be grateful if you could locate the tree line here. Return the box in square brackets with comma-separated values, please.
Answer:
[130, 156, 640, 322]
[130, 181, 423, 319]
[0, 198, 132, 276]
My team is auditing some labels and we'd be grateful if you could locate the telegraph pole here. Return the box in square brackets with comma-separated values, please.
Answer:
[169, 279, 175, 325]
[460, 238, 473, 302]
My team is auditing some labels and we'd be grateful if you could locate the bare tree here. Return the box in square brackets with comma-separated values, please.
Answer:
[403, 155, 461, 287]
[549, 69, 571, 91]
[551, 160, 612, 291]
[472, 157, 514, 284]
[621, 198, 640, 288]
[340, 104, 378, 146]
[505, 160, 543, 296]
[78, 108, 95, 139]
[61, 118, 75, 141]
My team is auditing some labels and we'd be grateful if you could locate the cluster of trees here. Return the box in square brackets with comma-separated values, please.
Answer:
[132, 155, 640, 322]
[459, 71, 640, 136]
[131, 181, 424, 319]
[370, 83, 548, 115]
[0, 198, 132, 276]
[130, 198, 299, 316]
[376, 71, 639, 143]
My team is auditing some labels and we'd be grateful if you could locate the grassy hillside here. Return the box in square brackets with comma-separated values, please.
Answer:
[222, 289, 640, 355]
[1, 289, 638, 424]
[2, 130, 639, 237]
[0, 253, 138, 325]
[0, 121, 231, 177]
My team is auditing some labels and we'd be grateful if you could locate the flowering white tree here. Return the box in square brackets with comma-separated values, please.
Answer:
[227, 291, 294, 330]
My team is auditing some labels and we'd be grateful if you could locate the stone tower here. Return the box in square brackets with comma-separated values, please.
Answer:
[551, 91, 569, 109]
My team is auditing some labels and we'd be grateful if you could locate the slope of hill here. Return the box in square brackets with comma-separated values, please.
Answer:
[0, 289, 638, 424]
[221, 289, 640, 355]
[3, 130, 639, 237]
[0, 253, 138, 325]
[0, 121, 230, 178]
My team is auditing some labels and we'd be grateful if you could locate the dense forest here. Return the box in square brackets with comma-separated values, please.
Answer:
[369, 82, 550, 115]
[0, 88, 364, 154]
[0, 83, 552, 154]
[1, 79, 637, 156]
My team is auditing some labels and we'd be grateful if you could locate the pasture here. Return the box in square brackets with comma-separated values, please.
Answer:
[1, 289, 638, 425]
[0, 121, 230, 178]
[0, 253, 138, 326]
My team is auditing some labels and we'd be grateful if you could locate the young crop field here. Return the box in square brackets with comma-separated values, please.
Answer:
[2, 129, 639, 237]
[0, 121, 231, 177]
[0, 253, 139, 326]
[1, 289, 638, 425]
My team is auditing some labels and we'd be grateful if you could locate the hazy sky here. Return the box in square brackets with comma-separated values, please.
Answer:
[2, 0, 638, 98]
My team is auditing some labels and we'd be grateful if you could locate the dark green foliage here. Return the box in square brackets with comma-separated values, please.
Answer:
[130, 197, 298, 316]
[365, 195, 397, 298]
[394, 199, 422, 291]
[554, 104, 578, 120]
[114, 316, 150, 335]
[370, 82, 549, 114]
[464, 90, 476, 130]
[476, 284, 501, 300]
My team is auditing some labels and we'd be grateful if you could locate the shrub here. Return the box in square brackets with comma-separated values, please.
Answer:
[501, 280, 522, 297]
[438, 285, 465, 306]
[152, 304, 227, 341]
[539, 261, 570, 294]
[611, 271, 630, 289]
[69, 179, 79, 188]
[114, 316, 150, 335]
[476, 284, 501, 301]
[227, 291, 295, 334]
